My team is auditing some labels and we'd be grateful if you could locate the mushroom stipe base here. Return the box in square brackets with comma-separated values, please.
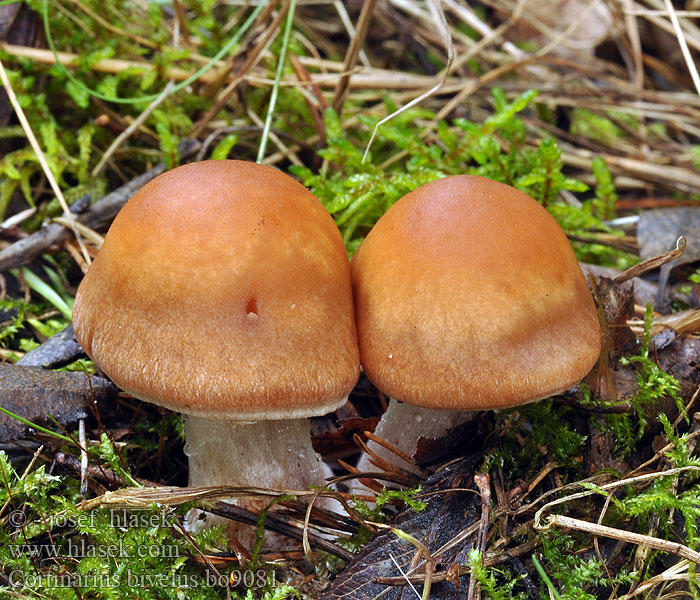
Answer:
[353, 400, 476, 487]
[183, 414, 334, 545]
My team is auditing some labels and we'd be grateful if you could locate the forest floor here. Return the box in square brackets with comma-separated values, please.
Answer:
[1, 1, 700, 599]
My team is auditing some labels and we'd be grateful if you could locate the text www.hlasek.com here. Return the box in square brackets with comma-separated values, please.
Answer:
[9, 538, 180, 559]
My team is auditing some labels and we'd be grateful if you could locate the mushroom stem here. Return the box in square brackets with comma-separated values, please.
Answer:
[183, 415, 332, 544]
[353, 400, 475, 483]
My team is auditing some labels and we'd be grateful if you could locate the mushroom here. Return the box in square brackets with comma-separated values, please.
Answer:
[350, 175, 601, 477]
[73, 160, 360, 543]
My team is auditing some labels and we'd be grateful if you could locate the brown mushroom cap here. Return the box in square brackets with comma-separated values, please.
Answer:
[350, 175, 601, 410]
[73, 160, 360, 420]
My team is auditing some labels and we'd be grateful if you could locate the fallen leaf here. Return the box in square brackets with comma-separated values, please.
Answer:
[321, 453, 484, 600]
[637, 208, 700, 306]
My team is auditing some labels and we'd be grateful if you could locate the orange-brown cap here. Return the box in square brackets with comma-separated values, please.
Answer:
[350, 175, 601, 410]
[73, 160, 360, 420]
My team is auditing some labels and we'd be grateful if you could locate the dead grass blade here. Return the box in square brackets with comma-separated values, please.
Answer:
[363, 0, 455, 162]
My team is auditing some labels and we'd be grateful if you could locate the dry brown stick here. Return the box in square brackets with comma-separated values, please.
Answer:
[619, 560, 689, 599]
[535, 468, 699, 512]
[0, 43, 212, 83]
[290, 53, 327, 143]
[561, 149, 700, 192]
[171, 0, 193, 48]
[53, 451, 159, 488]
[76, 484, 355, 560]
[541, 514, 700, 566]
[331, 0, 379, 114]
[622, 0, 645, 88]
[613, 236, 686, 284]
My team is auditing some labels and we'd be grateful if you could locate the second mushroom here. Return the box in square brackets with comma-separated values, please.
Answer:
[351, 175, 602, 478]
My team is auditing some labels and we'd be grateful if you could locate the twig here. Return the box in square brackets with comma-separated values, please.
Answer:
[623, 0, 644, 87]
[76, 483, 354, 560]
[0, 42, 209, 82]
[533, 466, 700, 528]
[333, 0, 372, 69]
[0, 208, 36, 230]
[539, 514, 700, 566]
[619, 560, 689, 599]
[613, 235, 686, 284]
[53, 451, 154, 487]
[52, 218, 104, 249]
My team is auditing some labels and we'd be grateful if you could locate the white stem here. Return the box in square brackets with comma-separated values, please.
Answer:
[353, 400, 474, 489]
[184, 415, 332, 545]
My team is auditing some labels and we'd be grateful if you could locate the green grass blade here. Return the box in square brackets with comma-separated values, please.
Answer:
[20, 267, 73, 320]
[257, 0, 297, 163]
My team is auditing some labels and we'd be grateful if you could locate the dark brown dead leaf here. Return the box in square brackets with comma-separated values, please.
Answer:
[597, 276, 639, 360]
[637, 208, 700, 307]
[655, 334, 700, 408]
[320, 453, 484, 600]
[413, 415, 482, 467]
[587, 415, 630, 475]
[581, 263, 658, 307]
[0, 363, 116, 442]
[313, 416, 380, 461]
